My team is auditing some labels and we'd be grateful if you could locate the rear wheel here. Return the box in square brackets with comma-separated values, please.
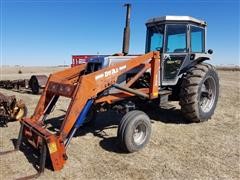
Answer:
[118, 110, 151, 152]
[179, 63, 219, 122]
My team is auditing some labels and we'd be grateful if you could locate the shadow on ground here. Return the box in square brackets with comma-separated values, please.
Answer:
[74, 106, 190, 153]
[147, 107, 190, 124]
[10, 138, 53, 174]
[8, 105, 191, 171]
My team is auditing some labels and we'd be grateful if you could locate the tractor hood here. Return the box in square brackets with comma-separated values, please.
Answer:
[87, 55, 139, 69]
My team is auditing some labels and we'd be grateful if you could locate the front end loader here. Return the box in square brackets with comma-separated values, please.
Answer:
[15, 51, 160, 172]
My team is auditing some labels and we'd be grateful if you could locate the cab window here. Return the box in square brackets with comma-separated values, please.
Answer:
[165, 24, 187, 53]
[190, 26, 205, 52]
[146, 25, 164, 52]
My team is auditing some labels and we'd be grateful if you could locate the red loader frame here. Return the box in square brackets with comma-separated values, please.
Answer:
[15, 51, 160, 173]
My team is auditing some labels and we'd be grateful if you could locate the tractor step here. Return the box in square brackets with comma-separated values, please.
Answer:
[159, 103, 175, 110]
[159, 90, 172, 106]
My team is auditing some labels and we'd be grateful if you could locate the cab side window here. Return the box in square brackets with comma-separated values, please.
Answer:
[190, 26, 205, 52]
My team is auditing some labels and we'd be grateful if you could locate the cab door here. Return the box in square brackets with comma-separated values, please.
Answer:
[145, 24, 165, 86]
[161, 24, 189, 86]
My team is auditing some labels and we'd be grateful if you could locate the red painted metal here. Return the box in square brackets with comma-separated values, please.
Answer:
[71, 55, 96, 67]
[18, 51, 161, 171]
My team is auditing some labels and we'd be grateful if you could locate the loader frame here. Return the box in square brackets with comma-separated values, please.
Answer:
[17, 51, 160, 172]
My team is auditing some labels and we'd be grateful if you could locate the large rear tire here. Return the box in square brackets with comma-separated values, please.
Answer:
[179, 63, 219, 122]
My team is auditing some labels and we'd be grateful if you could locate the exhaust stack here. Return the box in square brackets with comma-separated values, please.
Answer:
[122, 3, 131, 55]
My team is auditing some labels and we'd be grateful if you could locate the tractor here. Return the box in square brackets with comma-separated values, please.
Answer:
[8, 4, 219, 174]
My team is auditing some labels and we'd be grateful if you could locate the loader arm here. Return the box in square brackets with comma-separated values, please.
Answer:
[18, 51, 160, 172]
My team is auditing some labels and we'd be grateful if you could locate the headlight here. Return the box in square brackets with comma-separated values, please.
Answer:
[48, 82, 75, 97]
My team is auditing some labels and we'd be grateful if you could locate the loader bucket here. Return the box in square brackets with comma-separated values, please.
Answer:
[18, 118, 67, 172]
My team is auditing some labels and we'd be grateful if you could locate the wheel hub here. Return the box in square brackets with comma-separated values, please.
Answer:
[200, 76, 216, 113]
[133, 123, 147, 145]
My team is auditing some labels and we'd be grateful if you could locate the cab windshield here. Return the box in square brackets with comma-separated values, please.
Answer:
[165, 24, 187, 53]
[146, 25, 164, 52]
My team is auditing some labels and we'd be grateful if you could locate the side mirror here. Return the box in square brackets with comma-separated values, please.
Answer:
[208, 49, 213, 54]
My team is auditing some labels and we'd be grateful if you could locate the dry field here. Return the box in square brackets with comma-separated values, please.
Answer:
[0, 67, 239, 179]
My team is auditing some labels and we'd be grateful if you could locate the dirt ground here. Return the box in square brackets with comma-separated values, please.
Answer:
[0, 67, 239, 179]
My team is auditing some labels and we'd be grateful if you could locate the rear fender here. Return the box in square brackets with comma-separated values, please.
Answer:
[179, 53, 211, 75]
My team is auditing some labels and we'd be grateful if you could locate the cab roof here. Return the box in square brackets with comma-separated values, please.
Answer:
[146, 16, 207, 26]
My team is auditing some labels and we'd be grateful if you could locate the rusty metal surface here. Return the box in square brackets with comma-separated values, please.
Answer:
[0, 75, 48, 94]
[34, 75, 48, 87]
[12, 79, 29, 89]
[0, 80, 14, 89]
[27, 75, 48, 94]
[0, 92, 27, 126]
[0, 92, 16, 126]
[47, 81, 75, 97]
[0, 79, 29, 90]
[29, 75, 48, 88]
[0, 92, 15, 105]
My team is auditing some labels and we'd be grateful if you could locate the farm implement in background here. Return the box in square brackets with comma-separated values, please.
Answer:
[0, 92, 27, 127]
[0, 75, 48, 94]
[0, 56, 96, 95]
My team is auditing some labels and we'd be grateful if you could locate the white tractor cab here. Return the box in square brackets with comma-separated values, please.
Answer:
[145, 16, 212, 86]
[144, 16, 218, 123]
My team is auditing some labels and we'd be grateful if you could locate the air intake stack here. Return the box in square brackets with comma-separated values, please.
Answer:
[122, 3, 131, 55]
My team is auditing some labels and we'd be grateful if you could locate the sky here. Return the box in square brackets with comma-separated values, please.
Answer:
[0, 0, 239, 66]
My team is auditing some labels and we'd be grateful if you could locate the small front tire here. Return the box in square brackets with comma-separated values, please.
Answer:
[118, 110, 151, 152]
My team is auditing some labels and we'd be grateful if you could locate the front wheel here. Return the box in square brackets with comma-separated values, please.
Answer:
[118, 110, 151, 152]
[179, 63, 219, 122]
